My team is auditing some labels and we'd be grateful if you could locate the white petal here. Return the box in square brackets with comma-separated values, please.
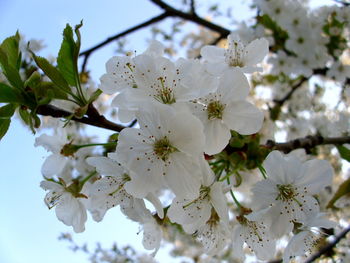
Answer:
[232, 226, 245, 261]
[222, 101, 264, 135]
[100, 56, 135, 93]
[55, 194, 87, 233]
[142, 220, 162, 253]
[86, 156, 124, 176]
[283, 231, 310, 263]
[165, 153, 201, 199]
[145, 193, 164, 219]
[217, 70, 250, 103]
[268, 204, 294, 237]
[203, 119, 231, 155]
[35, 134, 62, 153]
[120, 198, 150, 223]
[263, 151, 286, 184]
[210, 182, 229, 226]
[298, 159, 333, 194]
[205, 62, 228, 76]
[167, 109, 205, 156]
[200, 46, 225, 62]
[244, 38, 269, 66]
[40, 180, 64, 191]
[41, 154, 68, 178]
[124, 171, 164, 198]
[115, 128, 153, 169]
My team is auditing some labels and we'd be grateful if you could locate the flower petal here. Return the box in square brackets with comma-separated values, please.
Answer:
[41, 154, 67, 178]
[200, 46, 225, 62]
[222, 101, 264, 135]
[244, 38, 269, 66]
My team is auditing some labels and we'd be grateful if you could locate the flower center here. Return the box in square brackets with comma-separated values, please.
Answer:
[225, 41, 245, 67]
[276, 184, 296, 201]
[207, 100, 225, 120]
[153, 136, 177, 161]
[154, 77, 176, 104]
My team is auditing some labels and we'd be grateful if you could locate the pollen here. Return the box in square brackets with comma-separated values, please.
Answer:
[225, 40, 246, 67]
[207, 100, 225, 120]
[276, 184, 296, 201]
[153, 136, 178, 161]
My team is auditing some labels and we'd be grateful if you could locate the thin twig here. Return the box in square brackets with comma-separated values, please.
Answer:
[272, 76, 308, 105]
[190, 0, 197, 16]
[79, 12, 169, 72]
[150, 0, 230, 36]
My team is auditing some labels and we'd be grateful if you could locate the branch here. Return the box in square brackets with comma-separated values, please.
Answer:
[150, 0, 230, 37]
[272, 76, 307, 105]
[265, 135, 350, 154]
[189, 0, 197, 16]
[270, 66, 350, 118]
[79, 12, 169, 72]
[304, 225, 350, 263]
[333, 0, 350, 6]
[267, 226, 350, 263]
[36, 104, 125, 132]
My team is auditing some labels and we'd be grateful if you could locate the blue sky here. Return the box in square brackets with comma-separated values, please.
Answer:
[0, 1, 164, 263]
[0, 0, 335, 263]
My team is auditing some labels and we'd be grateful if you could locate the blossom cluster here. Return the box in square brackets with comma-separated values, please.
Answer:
[35, 29, 338, 262]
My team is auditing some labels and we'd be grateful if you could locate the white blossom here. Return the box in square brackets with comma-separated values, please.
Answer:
[35, 131, 70, 178]
[190, 70, 263, 155]
[115, 103, 205, 199]
[250, 151, 333, 237]
[283, 211, 336, 262]
[201, 33, 269, 74]
[40, 180, 87, 233]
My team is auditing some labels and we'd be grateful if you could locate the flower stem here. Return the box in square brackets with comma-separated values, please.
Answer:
[80, 171, 97, 187]
[226, 176, 242, 209]
[257, 163, 267, 179]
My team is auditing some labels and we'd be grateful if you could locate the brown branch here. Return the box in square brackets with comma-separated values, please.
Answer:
[265, 135, 350, 154]
[272, 76, 307, 105]
[304, 225, 350, 263]
[189, 0, 197, 16]
[267, 226, 350, 263]
[36, 104, 125, 132]
[270, 66, 350, 119]
[79, 12, 169, 72]
[150, 0, 230, 37]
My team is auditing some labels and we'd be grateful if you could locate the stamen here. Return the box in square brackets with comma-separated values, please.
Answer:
[153, 136, 178, 161]
[154, 77, 176, 104]
[207, 100, 225, 120]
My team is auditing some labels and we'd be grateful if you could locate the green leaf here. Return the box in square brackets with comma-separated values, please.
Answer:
[0, 83, 19, 103]
[0, 118, 11, 141]
[57, 22, 83, 88]
[0, 32, 21, 70]
[31, 54, 71, 94]
[57, 24, 77, 86]
[337, 145, 350, 162]
[24, 71, 41, 89]
[0, 49, 24, 90]
[327, 177, 350, 208]
[18, 107, 30, 125]
[18, 107, 35, 133]
[0, 104, 16, 118]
